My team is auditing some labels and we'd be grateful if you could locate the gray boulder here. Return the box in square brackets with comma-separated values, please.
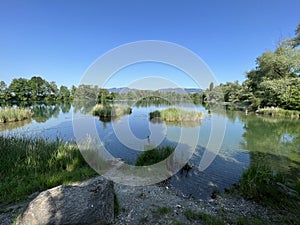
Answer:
[16, 176, 114, 225]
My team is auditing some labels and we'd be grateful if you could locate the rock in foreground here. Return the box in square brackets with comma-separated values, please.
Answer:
[16, 176, 114, 225]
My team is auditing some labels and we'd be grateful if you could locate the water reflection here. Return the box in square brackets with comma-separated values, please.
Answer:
[1, 102, 299, 199]
[150, 117, 202, 128]
[0, 119, 32, 131]
[0, 102, 72, 131]
[240, 115, 300, 184]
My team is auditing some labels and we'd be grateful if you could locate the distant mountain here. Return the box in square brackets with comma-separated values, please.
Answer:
[159, 88, 203, 94]
[108, 87, 138, 94]
[108, 87, 202, 94]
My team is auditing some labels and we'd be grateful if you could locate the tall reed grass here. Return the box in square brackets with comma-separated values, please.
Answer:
[149, 107, 203, 122]
[92, 104, 132, 118]
[0, 107, 32, 123]
[0, 136, 96, 204]
[256, 107, 300, 118]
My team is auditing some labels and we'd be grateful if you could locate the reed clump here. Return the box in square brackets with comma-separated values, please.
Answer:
[149, 107, 203, 122]
[92, 104, 132, 118]
[0, 136, 96, 204]
[0, 107, 33, 123]
[256, 107, 300, 118]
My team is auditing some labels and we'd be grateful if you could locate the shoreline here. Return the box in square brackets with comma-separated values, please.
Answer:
[0, 178, 298, 225]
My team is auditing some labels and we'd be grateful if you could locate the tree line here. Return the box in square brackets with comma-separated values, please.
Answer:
[204, 23, 300, 111]
[0, 76, 76, 102]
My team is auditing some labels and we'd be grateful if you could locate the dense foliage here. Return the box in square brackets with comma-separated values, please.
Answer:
[204, 23, 300, 111]
[0, 76, 74, 102]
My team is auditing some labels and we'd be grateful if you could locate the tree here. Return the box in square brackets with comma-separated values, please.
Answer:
[71, 85, 77, 100]
[97, 88, 110, 104]
[28, 76, 51, 101]
[245, 34, 300, 109]
[8, 78, 30, 101]
[58, 85, 70, 100]
[47, 81, 59, 100]
[260, 77, 300, 109]
[0, 81, 7, 100]
[292, 23, 300, 48]
[209, 82, 214, 91]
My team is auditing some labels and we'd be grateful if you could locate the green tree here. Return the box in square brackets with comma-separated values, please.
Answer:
[245, 34, 300, 109]
[260, 77, 300, 109]
[28, 76, 51, 101]
[8, 78, 30, 101]
[97, 88, 109, 104]
[0, 81, 7, 100]
[292, 23, 300, 48]
[209, 82, 214, 91]
[58, 85, 70, 100]
[47, 81, 59, 100]
[70, 85, 77, 100]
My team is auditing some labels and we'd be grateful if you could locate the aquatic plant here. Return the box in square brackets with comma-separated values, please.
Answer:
[149, 107, 203, 122]
[256, 107, 300, 118]
[0, 107, 32, 123]
[135, 146, 175, 166]
[92, 104, 132, 118]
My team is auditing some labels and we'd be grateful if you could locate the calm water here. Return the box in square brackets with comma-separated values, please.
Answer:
[1, 103, 299, 199]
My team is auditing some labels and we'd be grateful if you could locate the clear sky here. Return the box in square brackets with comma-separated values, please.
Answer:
[0, 0, 299, 89]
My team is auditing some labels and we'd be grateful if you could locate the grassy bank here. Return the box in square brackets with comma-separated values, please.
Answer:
[92, 104, 132, 118]
[0, 107, 32, 123]
[149, 107, 203, 122]
[229, 164, 300, 224]
[0, 136, 96, 204]
[256, 107, 300, 118]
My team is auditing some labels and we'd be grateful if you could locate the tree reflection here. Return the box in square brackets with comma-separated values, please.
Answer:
[240, 115, 300, 185]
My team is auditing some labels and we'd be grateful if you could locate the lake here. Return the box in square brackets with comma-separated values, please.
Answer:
[1, 102, 299, 199]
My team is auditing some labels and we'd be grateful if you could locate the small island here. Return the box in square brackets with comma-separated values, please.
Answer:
[149, 107, 203, 122]
[92, 104, 132, 119]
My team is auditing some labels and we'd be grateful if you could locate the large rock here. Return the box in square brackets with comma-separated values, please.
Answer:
[16, 176, 114, 225]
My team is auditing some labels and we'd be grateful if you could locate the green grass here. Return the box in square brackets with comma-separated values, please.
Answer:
[0, 136, 97, 204]
[135, 146, 175, 166]
[239, 165, 285, 202]
[256, 107, 300, 118]
[149, 107, 203, 122]
[237, 165, 300, 224]
[92, 104, 132, 118]
[0, 107, 32, 123]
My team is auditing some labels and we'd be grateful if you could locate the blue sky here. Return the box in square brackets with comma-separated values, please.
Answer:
[0, 0, 299, 89]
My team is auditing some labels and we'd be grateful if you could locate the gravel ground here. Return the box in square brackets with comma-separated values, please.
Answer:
[0, 182, 289, 225]
[113, 183, 278, 225]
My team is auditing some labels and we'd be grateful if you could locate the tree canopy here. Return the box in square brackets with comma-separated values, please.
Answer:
[204, 22, 300, 111]
[0, 76, 72, 102]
